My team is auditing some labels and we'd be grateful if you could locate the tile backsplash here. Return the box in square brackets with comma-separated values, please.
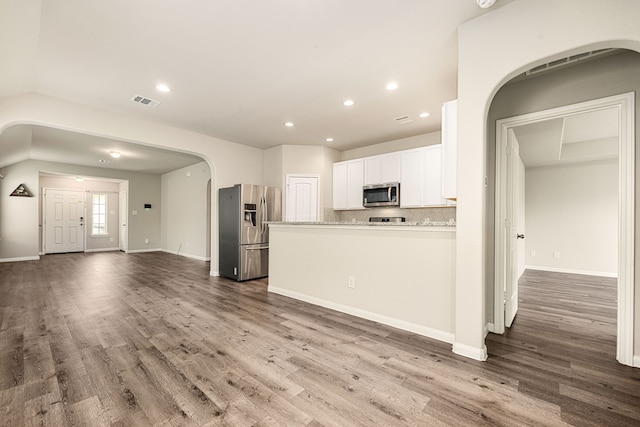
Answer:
[323, 206, 456, 224]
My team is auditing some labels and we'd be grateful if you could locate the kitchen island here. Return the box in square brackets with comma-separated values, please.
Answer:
[267, 222, 456, 344]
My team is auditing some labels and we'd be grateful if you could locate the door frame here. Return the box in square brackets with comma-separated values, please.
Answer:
[493, 92, 635, 366]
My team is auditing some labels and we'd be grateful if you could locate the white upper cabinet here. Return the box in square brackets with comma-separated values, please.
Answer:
[333, 159, 365, 210]
[441, 99, 457, 200]
[364, 153, 401, 185]
[399, 149, 424, 207]
[400, 145, 446, 208]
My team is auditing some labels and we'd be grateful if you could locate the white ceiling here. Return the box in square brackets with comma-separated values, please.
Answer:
[514, 107, 619, 168]
[0, 0, 515, 165]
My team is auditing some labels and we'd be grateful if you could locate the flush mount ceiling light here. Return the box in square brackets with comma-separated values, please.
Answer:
[325, 137, 334, 142]
[284, 122, 295, 127]
[385, 82, 399, 91]
[343, 99, 355, 107]
[476, 0, 496, 8]
[74, 177, 84, 183]
[419, 112, 431, 118]
[155, 83, 172, 93]
[110, 151, 121, 158]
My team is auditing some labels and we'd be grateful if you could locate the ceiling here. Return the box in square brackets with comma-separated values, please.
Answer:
[0, 0, 515, 165]
[514, 107, 619, 168]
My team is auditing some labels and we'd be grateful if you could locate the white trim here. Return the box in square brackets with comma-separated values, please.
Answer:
[126, 248, 162, 254]
[525, 265, 618, 279]
[85, 247, 120, 253]
[452, 342, 488, 361]
[485, 323, 495, 336]
[162, 249, 210, 262]
[633, 355, 640, 368]
[494, 92, 635, 367]
[269, 286, 455, 344]
[0, 256, 40, 263]
[210, 270, 220, 277]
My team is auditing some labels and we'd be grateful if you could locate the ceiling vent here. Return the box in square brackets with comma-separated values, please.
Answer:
[130, 94, 161, 108]
[394, 115, 414, 125]
[525, 49, 613, 76]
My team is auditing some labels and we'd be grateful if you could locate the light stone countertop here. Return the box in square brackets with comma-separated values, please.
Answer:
[265, 220, 455, 228]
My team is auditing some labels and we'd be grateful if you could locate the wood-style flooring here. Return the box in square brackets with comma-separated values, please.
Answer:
[0, 252, 638, 426]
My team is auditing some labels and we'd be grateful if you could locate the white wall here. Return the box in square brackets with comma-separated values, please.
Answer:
[457, 0, 640, 360]
[525, 160, 617, 276]
[161, 161, 211, 260]
[269, 225, 456, 343]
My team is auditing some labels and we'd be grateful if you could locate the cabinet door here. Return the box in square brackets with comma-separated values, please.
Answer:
[400, 149, 424, 207]
[423, 145, 445, 206]
[333, 162, 348, 210]
[347, 159, 364, 209]
[364, 153, 400, 185]
[380, 153, 400, 183]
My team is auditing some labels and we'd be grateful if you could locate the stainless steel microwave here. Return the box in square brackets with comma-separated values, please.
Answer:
[363, 182, 400, 207]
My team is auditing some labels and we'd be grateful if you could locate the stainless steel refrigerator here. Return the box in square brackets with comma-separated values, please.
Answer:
[218, 184, 282, 281]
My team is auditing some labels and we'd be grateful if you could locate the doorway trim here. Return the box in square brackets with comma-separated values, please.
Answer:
[493, 92, 635, 366]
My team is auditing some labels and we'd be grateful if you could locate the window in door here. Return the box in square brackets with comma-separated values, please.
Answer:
[92, 193, 108, 235]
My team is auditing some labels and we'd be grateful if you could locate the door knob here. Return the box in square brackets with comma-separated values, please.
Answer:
[517, 234, 525, 239]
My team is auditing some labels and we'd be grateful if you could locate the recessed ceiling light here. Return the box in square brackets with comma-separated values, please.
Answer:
[343, 99, 355, 107]
[419, 112, 431, 118]
[385, 82, 399, 91]
[155, 83, 172, 92]
[284, 122, 295, 127]
[75, 177, 84, 183]
[476, 0, 496, 8]
[326, 138, 334, 142]
[98, 159, 113, 164]
[110, 151, 121, 158]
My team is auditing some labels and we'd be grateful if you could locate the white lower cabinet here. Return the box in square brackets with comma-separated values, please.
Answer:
[333, 159, 364, 210]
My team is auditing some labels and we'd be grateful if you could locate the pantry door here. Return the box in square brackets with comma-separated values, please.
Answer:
[44, 189, 86, 253]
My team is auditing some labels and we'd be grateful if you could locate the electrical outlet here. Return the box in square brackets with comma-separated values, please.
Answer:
[145, 238, 149, 244]
[530, 250, 536, 257]
[348, 276, 355, 289]
[553, 251, 560, 259]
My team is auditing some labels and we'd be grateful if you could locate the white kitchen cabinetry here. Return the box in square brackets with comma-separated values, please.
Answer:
[441, 99, 457, 200]
[364, 153, 400, 185]
[333, 159, 364, 210]
[400, 145, 445, 207]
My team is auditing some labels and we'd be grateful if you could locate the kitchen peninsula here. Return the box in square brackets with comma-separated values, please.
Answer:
[267, 221, 456, 344]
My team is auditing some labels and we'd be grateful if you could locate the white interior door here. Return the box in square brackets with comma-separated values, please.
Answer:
[119, 190, 128, 251]
[44, 189, 86, 254]
[286, 175, 319, 222]
[505, 134, 521, 328]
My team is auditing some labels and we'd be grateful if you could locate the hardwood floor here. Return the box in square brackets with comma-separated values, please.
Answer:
[0, 252, 638, 426]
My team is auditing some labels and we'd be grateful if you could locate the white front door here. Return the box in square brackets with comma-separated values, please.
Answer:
[44, 189, 86, 254]
[286, 175, 319, 222]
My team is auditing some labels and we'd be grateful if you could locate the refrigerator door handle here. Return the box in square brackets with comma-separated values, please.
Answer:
[262, 196, 267, 234]
[246, 245, 269, 250]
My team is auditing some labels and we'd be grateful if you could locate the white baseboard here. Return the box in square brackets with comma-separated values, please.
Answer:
[452, 342, 488, 361]
[268, 286, 455, 345]
[0, 256, 40, 263]
[526, 265, 617, 278]
[85, 247, 120, 253]
[162, 249, 210, 262]
[126, 248, 162, 254]
[633, 355, 640, 368]
[210, 270, 220, 277]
